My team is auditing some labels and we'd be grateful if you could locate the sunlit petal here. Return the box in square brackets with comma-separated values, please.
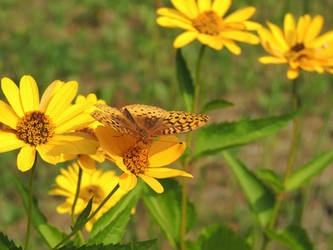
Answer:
[0, 131, 25, 152]
[19, 75, 39, 112]
[139, 174, 164, 193]
[17, 146, 36, 172]
[0, 100, 18, 128]
[145, 168, 193, 178]
[1, 77, 24, 117]
[173, 31, 198, 48]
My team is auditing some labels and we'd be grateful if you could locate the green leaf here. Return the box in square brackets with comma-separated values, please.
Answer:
[88, 183, 142, 245]
[176, 49, 194, 112]
[222, 151, 275, 228]
[197, 224, 252, 250]
[195, 112, 296, 157]
[255, 169, 284, 193]
[265, 225, 313, 250]
[59, 239, 156, 250]
[11, 173, 66, 248]
[142, 179, 196, 249]
[72, 198, 93, 232]
[0, 232, 22, 250]
[200, 99, 234, 113]
[285, 149, 333, 191]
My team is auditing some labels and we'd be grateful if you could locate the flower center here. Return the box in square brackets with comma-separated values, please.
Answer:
[123, 141, 149, 176]
[192, 11, 223, 35]
[291, 43, 305, 52]
[16, 111, 55, 146]
[81, 185, 105, 204]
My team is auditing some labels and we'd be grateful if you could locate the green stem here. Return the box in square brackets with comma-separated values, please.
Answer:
[52, 183, 120, 249]
[180, 45, 206, 250]
[71, 167, 85, 244]
[24, 157, 38, 250]
[263, 78, 300, 249]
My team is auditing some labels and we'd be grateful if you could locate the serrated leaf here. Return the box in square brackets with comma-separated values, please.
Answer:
[142, 179, 196, 249]
[11, 173, 66, 248]
[73, 198, 93, 232]
[285, 149, 333, 191]
[222, 151, 275, 228]
[195, 112, 296, 157]
[198, 224, 252, 250]
[0, 232, 22, 250]
[176, 49, 194, 112]
[88, 183, 142, 245]
[256, 169, 284, 193]
[265, 225, 313, 250]
[59, 239, 156, 250]
[200, 99, 234, 114]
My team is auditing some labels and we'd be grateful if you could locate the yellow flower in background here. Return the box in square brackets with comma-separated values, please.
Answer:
[258, 13, 333, 79]
[156, 0, 260, 53]
[49, 163, 125, 231]
[95, 126, 192, 194]
[0, 75, 98, 172]
[75, 94, 106, 172]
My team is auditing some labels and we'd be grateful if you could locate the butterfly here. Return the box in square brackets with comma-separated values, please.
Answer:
[91, 104, 209, 143]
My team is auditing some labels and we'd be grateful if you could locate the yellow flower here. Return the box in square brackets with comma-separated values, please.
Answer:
[95, 126, 192, 194]
[156, 0, 260, 53]
[49, 162, 125, 231]
[258, 13, 333, 79]
[75, 94, 106, 172]
[0, 75, 98, 172]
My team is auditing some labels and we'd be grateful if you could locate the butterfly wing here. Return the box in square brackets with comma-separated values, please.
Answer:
[151, 110, 209, 136]
[91, 104, 137, 135]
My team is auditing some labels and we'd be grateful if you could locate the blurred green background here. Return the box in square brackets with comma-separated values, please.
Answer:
[0, 0, 332, 249]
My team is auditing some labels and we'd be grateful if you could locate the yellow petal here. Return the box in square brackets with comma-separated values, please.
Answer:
[19, 75, 39, 112]
[173, 31, 198, 48]
[37, 144, 76, 165]
[297, 14, 311, 43]
[119, 173, 137, 192]
[156, 8, 191, 24]
[171, 0, 198, 19]
[0, 131, 25, 152]
[139, 174, 164, 193]
[244, 21, 262, 31]
[1, 77, 24, 117]
[95, 126, 136, 159]
[312, 31, 333, 48]
[0, 100, 18, 129]
[197, 34, 224, 50]
[145, 168, 193, 178]
[40, 80, 64, 112]
[284, 13, 297, 46]
[305, 15, 324, 45]
[78, 155, 96, 172]
[198, 0, 211, 13]
[156, 16, 195, 31]
[259, 56, 287, 64]
[212, 0, 231, 17]
[45, 81, 78, 121]
[287, 68, 300, 79]
[56, 202, 72, 214]
[149, 136, 186, 167]
[55, 108, 94, 134]
[223, 39, 241, 55]
[224, 7, 256, 23]
[222, 30, 259, 44]
[267, 21, 289, 52]
[17, 146, 36, 172]
[49, 133, 99, 155]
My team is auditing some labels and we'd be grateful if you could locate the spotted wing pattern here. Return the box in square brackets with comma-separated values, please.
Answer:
[91, 104, 137, 135]
[151, 110, 209, 136]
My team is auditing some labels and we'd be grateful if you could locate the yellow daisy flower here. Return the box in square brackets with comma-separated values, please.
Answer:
[258, 13, 333, 79]
[49, 162, 125, 231]
[156, 0, 260, 53]
[0, 75, 98, 172]
[75, 94, 106, 172]
[95, 126, 192, 194]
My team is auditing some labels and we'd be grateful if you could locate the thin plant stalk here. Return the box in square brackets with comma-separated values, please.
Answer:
[71, 167, 85, 244]
[24, 158, 38, 250]
[52, 183, 120, 249]
[180, 45, 206, 250]
[262, 78, 300, 250]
